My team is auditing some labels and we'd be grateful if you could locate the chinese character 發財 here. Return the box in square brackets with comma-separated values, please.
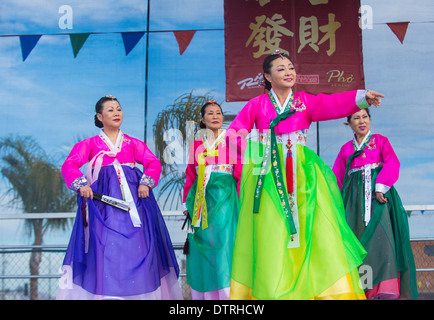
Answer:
[246, 13, 294, 58]
[298, 13, 341, 56]
[298, 16, 320, 53]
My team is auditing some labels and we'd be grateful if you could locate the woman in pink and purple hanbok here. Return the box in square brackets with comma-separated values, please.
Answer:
[57, 95, 182, 300]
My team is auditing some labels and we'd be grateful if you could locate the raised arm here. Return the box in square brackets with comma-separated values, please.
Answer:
[302, 90, 384, 123]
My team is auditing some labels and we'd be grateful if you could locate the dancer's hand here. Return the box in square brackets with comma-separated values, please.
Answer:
[79, 185, 93, 199]
[375, 192, 388, 204]
[366, 90, 385, 107]
[138, 184, 150, 198]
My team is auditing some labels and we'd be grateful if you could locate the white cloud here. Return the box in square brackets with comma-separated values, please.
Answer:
[0, 0, 148, 34]
[362, 0, 434, 22]
[149, 0, 223, 30]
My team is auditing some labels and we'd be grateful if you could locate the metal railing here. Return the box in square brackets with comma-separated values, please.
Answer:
[0, 243, 186, 278]
[0, 211, 190, 300]
[0, 243, 190, 300]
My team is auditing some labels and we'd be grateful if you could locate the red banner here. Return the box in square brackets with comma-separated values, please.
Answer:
[224, 0, 365, 101]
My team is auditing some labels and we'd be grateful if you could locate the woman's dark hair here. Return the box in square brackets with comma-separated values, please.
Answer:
[94, 96, 119, 128]
[199, 100, 223, 129]
[346, 108, 371, 124]
[262, 52, 293, 91]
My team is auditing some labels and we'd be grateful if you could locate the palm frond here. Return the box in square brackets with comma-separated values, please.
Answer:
[0, 134, 76, 236]
[152, 91, 217, 176]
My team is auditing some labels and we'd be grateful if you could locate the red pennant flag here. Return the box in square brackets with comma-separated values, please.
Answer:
[387, 22, 410, 44]
[173, 31, 196, 55]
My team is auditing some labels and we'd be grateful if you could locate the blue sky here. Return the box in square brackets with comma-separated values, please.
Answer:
[0, 0, 433, 214]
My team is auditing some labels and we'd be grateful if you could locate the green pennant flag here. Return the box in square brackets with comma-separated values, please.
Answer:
[69, 33, 90, 58]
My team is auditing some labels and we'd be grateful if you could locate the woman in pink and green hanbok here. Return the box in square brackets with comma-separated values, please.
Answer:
[332, 109, 418, 299]
[57, 95, 182, 300]
[227, 51, 385, 300]
[182, 101, 241, 300]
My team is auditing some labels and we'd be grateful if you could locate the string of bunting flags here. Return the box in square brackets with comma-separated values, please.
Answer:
[3, 29, 210, 62]
[0, 20, 432, 62]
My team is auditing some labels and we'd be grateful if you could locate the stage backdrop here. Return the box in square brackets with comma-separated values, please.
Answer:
[224, 0, 365, 101]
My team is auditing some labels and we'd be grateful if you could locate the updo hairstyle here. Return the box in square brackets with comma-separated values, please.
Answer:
[262, 52, 293, 91]
[94, 96, 119, 128]
[199, 100, 223, 129]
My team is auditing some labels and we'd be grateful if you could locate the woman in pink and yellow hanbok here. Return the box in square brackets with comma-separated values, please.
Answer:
[227, 51, 385, 300]
[57, 96, 182, 300]
[182, 101, 241, 300]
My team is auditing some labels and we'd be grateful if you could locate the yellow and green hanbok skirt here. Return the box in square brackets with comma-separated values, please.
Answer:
[230, 140, 367, 300]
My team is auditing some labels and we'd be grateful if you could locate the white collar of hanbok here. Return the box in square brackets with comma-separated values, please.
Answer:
[354, 130, 372, 151]
[99, 129, 123, 151]
[204, 129, 226, 151]
[87, 130, 124, 186]
[270, 88, 293, 114]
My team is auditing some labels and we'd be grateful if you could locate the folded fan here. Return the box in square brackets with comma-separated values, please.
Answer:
[93, 192, 130, 212]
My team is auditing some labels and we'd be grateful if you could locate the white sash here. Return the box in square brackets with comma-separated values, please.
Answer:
[88, 130, 141, 228]
[354, 131, 373, 226]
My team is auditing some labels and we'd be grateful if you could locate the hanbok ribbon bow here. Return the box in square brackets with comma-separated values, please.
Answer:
[253, 104, 297, 236]
[86, 149, 119, 185]
[342, 132, 373, 185]
[86, 134, 141, 228]
[191, 149, 218, 230]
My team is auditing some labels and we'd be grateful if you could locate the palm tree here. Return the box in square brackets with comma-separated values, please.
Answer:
[152, 91, 235, 210]
[0, 135, 76, 300]
[153, 92, 211, 209]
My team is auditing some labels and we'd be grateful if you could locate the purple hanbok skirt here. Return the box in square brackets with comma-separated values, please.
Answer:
[56, 165, 182, 300]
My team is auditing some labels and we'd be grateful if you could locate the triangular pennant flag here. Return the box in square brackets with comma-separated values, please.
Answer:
[173, 31, 196, 55]
[19, 35, 42, 61]
[387, 22, 410, 44]
[69, 33, 91, 58]
[121, 32, 145, 55]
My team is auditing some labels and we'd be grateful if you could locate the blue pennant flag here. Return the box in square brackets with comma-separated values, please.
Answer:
[121, 32, 145, 56]
[19, 35, 42, 61]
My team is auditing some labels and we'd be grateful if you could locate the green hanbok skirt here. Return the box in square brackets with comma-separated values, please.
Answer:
[185, 171, 239, 293]
[342, 167, 418, 299]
